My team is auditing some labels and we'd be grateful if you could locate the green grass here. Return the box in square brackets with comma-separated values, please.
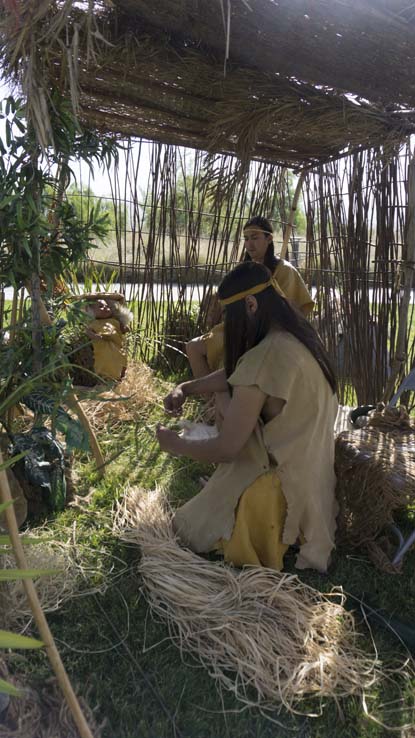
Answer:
[7, 375, 415, 738]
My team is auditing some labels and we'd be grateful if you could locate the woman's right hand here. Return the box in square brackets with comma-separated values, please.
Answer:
[163, 384, 186, 416]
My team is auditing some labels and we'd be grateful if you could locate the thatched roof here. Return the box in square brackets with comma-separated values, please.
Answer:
[1, 1, 415, 167]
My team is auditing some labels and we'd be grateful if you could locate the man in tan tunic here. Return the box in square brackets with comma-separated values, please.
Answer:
[186, 215, 314, 377]
[157, 262, 338, 573]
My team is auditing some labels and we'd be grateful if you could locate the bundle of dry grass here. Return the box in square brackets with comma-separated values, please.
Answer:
[0, 656, 103, 738]
[335, 426, 415, 569]
[115, 486, 380, 716]
[0, 521, 123, 633]
[79, 359, 158, 430]
[0, 536, 80, 632]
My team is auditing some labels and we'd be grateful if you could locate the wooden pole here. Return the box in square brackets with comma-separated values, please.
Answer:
[0, 451, 95, 738]
[66, 393, 105, 476]
[383, 153, 415, 402]
[280, 171, 305, 260]
[9, 287, 19, 344]
[6, 289, 20, 428]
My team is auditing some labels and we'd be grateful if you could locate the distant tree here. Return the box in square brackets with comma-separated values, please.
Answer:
[286, 171, 307, 235]
[141, 170, 245, 240]
[64, 183, 129, 243]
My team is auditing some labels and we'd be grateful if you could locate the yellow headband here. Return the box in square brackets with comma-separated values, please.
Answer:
[220, 280, 272, 306]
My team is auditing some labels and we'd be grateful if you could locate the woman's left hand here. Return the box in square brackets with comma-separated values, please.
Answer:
[156, 424, 183, 456]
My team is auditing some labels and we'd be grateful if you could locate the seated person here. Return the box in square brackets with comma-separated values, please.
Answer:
[157, 262, 338, 573]
[186, 215, 314, 377]
[71, 293, 132, 385]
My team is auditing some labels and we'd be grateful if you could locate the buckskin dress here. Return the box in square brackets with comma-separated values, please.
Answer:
[173, 329, 338, 572]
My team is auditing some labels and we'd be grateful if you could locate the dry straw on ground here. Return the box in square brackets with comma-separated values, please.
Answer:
[114, 486, 381, 718]
[0, 537, 79, 632]
[79, 359, 158, 430]
[0, 657, 104, 738]
[0, 524, 124, 632]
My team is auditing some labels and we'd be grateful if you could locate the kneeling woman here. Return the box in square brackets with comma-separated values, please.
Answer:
[157, 262, 338, 573]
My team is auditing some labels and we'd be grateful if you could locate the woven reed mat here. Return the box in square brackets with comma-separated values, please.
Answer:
[335, 404, 415, 572]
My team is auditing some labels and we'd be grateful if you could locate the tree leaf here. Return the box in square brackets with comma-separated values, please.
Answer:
[0, 630, 43, 649]
[0, 568, 58, 581]
[0, 534, 50, 547]
[0, 501, 13, 515]
[0, 452, 27, 472]
[0, 677, 22, 697]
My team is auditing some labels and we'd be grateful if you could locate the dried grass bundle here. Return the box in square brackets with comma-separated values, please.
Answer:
[114, 486, 380, 716]
[0, 0, 105, 150]
[0, 537, 80, 631]
[0, 522, 124, 632]
[0, 656, 103, 738]
[79, 359, 158, 430]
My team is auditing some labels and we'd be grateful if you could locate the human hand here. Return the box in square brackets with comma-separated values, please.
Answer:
[156, 424, 183, 456]
[85, 328, 102, 341]
[163, 384, 186, 416]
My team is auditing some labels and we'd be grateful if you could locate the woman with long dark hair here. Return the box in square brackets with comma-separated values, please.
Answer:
[157, 262, 338, 573]
[186, 215, 314, 377]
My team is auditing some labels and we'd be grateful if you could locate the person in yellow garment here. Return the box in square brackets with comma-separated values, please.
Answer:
[84, 295, 131, 381]
[70, 293, 132, 386]
[156, 261, 338, 573]
[185, 215, 314, 378]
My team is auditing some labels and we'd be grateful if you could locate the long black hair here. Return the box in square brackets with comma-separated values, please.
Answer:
[218, 262, 337, 393]
[243, 215, 280, 272]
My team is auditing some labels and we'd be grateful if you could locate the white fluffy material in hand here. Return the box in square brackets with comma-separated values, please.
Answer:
[178, 421, 219, 440]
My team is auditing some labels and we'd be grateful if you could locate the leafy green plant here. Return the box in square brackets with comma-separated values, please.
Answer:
[67, 262, 119, 296]
[0, 95, 118, 291]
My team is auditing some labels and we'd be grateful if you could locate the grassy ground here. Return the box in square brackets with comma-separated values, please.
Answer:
[9, 368, 415, 738]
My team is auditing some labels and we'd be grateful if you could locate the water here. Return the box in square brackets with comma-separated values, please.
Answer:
[2, 283, 207, 303]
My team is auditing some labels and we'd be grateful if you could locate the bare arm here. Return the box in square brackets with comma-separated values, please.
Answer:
[158, 384, 266, 463]
[185, 337, 211, 378]
[164, 369, 229, 415]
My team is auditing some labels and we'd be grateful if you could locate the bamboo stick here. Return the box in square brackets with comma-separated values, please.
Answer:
[280, 171, 305, 259]
[65, 393, 105, 475]
[0, 289, 4, 334]
[0, 450, 95, 738]
[6, 288, 20, 428]
[382, 153, 415, 402]
[8, 287, 19, 344]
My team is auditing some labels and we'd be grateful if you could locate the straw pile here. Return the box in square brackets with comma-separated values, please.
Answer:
[0, 536, 81, 632]
[2, 1, 415, 166]
[115, 486, 380, 716]
[0, 656, 103, 738]
[79, 359, 158, 430]
[335, 424, 415, 570]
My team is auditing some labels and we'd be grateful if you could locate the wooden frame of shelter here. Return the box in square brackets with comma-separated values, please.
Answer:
[1, 1, 415, 733]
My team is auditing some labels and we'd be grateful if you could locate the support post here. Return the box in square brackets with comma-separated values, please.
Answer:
[0, 451, 95, 738]
[383, 153, 415, 402]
